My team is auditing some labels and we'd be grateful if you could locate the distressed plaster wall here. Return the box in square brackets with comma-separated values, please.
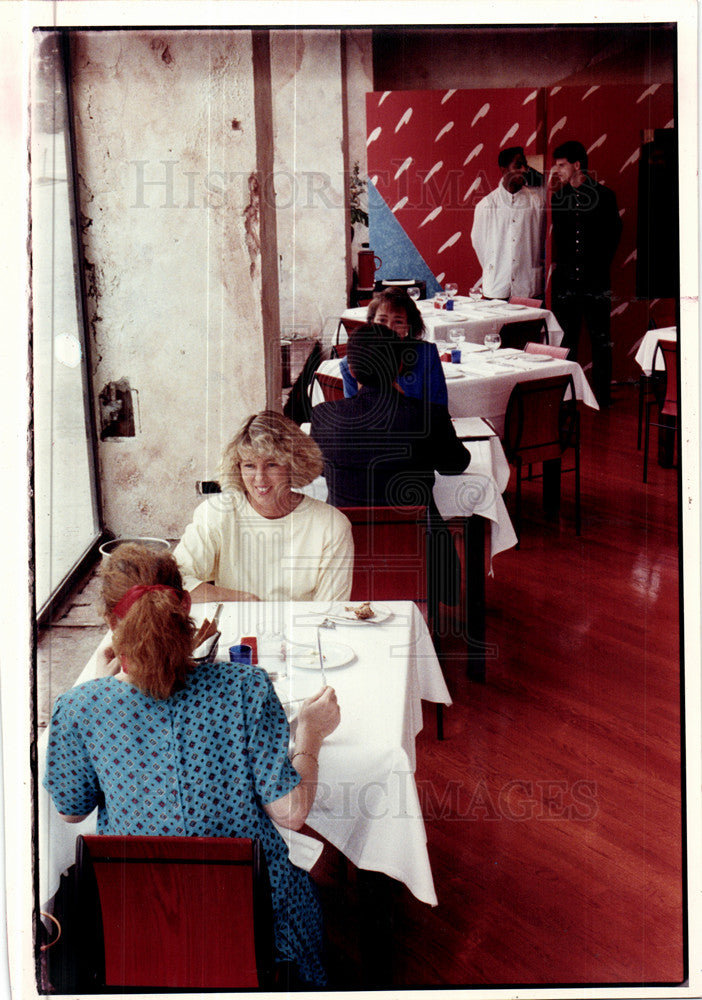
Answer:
[345, 30, 375, 277]
[270, 30, 348, 341]
[70, 30, 266, 539]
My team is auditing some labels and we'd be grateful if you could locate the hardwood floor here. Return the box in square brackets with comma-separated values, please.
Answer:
[316, 381, 684, 988]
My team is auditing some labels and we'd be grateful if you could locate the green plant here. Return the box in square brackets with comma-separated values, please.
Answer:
[349, 161, 369, 229]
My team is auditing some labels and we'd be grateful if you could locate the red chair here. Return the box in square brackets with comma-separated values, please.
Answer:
[313, 371, 344, 402]
[503, 374, 581, 547]
[73, 835, 274, 991]
[339, 505, 446, 738]
[332, 316, 365, 358]
[643, 340, 678, 482]
[509, 296, 542, 308]
[524, 341, 570, 360]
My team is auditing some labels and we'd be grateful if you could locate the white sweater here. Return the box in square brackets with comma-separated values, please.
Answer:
[174, 492, 354, 602]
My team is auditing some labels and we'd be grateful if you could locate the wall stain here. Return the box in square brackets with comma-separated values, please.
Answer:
[150, 38, 174, 66]
[243, 172, 261, 279]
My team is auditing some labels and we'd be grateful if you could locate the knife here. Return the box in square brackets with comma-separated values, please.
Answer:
[316, 627, 327, 687]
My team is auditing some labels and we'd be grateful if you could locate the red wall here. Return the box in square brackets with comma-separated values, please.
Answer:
[366, 84, 676, 381]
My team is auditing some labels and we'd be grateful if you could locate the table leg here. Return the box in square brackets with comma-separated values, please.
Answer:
[462, 516, 486, 683]
[357, 870, 395, 987]
[542, 457, 562, 518]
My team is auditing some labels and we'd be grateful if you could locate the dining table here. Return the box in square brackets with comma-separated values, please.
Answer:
[37, 600, 451, 911]
[314, 343, 599, 437]
[339, 295, 564, 346]
[633, 325, 676, 375]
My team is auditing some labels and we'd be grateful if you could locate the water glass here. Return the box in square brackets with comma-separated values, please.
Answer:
[408, 286, 421, 302]
[445, 282, 458, 299]
[484, 332, 501, 359]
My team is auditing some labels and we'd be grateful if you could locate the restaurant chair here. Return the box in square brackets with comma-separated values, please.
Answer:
[331, 316, 366, 358]
[313, 371, 345, 402]
[508, 296, 543, 308]
[503, 374, 581, 547]
[72, 834, 275, 992]
[338, 505, 446, 738]
[498, 318, 548, 350]
[643, 340, 678, 483]
[524, 341, 570, 360]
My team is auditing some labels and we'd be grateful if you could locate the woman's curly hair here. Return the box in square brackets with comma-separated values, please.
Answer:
[219, 410, 323, 492]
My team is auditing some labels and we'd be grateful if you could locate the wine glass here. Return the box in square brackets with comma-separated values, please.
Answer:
[484, 331, 501, 360]
[469, 287, 482, 303]
[408, 286, 421, 302]
[445, 282, 458, 299]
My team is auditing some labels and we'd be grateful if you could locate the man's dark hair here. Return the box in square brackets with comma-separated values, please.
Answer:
[498, 146, 525, 169]
[346, 324, 401, 389]
[553, 140, 588, 171]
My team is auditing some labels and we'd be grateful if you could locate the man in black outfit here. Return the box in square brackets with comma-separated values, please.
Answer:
[551, 140, 622, 407]
[310, 324, 470, 508]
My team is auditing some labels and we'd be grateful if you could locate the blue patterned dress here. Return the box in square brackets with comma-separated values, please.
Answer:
[43, 662, 326, 986]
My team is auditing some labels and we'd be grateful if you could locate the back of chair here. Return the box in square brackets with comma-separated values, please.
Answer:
[509, 296, 542, 308]
[75, 835, 274, 991]
[499, 318, 548, 350]
[334, 315, 365, 347]
[652, 340, 678, 416]
[524, 341, 570, 360]
[338, 506, 428, 602]
[503, 374, 576, 466]
[314, 371, 345, 402]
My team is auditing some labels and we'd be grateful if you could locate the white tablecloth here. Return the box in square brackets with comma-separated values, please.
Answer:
[633, 327, 677, 375]
[314, 346, 599, 438]
[38, 601, 449, 907]
[340, 297, 564, 346]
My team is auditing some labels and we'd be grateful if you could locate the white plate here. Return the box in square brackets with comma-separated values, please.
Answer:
[329, 601, 393, 624]
[287, 640, 356, 671]
[523, 354, 554, 363]
[442, 364, 465, 378]
[504, 303, 528, 311]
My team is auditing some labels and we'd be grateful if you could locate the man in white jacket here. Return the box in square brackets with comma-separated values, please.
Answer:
[471, 146, 545, 300]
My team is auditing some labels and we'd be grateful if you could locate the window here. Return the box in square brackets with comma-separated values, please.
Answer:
[32, 32, 101, 616]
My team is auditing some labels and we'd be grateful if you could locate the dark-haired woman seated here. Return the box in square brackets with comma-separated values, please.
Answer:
[339, 286, 448, 407]
[43, 543, 339, 987]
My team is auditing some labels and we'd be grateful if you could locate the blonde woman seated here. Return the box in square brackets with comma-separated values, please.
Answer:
[174, 411, 354, 603]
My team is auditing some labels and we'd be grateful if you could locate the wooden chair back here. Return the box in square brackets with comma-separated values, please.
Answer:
[338, 506, 429, 604]
[652, 340, 678, 417]
[499, 318, 548, 350]
[314, 371, 345, 402]
[524, 341, 570, 360]
[75, 834, 274, 991]
[503, 374, 576, 466]
[508, 296, 542, 308]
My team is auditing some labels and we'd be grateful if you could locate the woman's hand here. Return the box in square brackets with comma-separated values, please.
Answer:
[297, 686, 340, 741]
[265, 687, 340, 831]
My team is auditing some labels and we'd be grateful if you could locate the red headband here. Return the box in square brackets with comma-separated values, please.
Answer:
[112, 584, 189, 620]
